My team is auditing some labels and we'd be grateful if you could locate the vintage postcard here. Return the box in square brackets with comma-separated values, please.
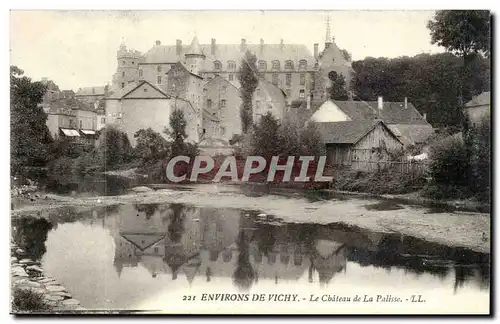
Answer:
[9, 10, 491, 315]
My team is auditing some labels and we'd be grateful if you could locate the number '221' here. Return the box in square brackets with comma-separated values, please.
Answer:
[183, 295, 196, 301]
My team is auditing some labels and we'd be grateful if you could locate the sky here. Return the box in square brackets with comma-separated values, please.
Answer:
[9, 10, 445, 91]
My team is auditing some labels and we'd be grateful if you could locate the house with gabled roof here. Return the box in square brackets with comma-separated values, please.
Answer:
[310, 98, 434, 146]
[464, 91, 490, 126]
[104, 80, 200, 145]
[315, 119, 403, 169]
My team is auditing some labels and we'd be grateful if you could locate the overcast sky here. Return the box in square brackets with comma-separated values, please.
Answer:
[10, 10, 444, 91]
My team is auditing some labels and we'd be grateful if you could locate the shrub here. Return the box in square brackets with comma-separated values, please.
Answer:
[97, 126, 133, 168]
[428, 135, 469, 187]
[12, 288, 50, 312]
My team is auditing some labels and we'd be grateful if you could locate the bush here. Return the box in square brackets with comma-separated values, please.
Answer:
[97, 126, 134, 168]
[12, 288, 50, 312]
[428, 135, 469, 187]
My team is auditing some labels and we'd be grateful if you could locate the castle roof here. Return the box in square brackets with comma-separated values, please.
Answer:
[186, 36, 204, 56]
[142, 41, 316, 71]
[76, 86, 106, 97]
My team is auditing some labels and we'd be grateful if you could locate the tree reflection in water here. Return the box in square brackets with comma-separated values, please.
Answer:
[232, 230, 256, 291]
[134, 204, 160, 220]
[167, 204, 186, 243]
[12, 216, 53, 261]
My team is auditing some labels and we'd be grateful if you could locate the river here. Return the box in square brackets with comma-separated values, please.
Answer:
[11, 190, 490, 314]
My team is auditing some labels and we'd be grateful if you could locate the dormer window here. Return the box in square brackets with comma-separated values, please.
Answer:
[157, 65, 162, 72]
[258, 60, 267, 71]
[285, 60, 294, 70]
[299, 60, 307, 70]
[227, 61, 236, 70]
[271, 60, 280, 70]
[214, 61, 222, 71]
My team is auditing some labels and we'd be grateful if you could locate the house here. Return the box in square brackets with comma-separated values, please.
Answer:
[464, 91, 490, 126]
[284, 97, 324, 125]
[202, 75, 241, 142]
[75, 86, 108, 105]
[104, 80, 200, 146]
[253, 78, 288, 123]
[310, 98, 434, 146]
[315, 120, 403, 170]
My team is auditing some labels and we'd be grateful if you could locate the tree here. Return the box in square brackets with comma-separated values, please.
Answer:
[165, 109, 198, 158]
[238, 50, 259, 134]
[96, 126, 133, 168]
[350, 53, 489, 127]
[247, 112, 282, 161]
[327, 71, 349, 100]
[134, 128, 169, 165]
[340, 49, 352, 62]
[428, 10, 491, 117]
[10, 65, 53, 175]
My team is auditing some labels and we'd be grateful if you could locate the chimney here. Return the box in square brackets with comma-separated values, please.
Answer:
[378, 96, 383, 110]
[280, 39, 284, 51]
[260, 39, 264, 54]
[306, 94, 311, 110]
[240, 39, 247, 52]
[404, 97, 408, 109]
[211, 38, 216, 55]
[423, 112, 427, 121]
[155, 40, 161, 46]
[176, 39, 182, 56]
[314, 43, 319, 59]
[92, 87, 95, 94]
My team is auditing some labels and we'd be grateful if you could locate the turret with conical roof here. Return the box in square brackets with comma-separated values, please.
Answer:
[184, 36, 206, 75]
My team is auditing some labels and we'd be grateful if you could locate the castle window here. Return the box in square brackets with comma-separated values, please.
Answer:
[221, 100, 226, 108]
[228, 74, 234, 81]
[300, 73, 306, 86]
[271, 60, 280, 70]
[299, 60, 307, 70]
[121, 83, 125, 88]
[121, 71, 125, 77]
[258, 60, 267, 71]
[157, 65, 162, 72]
[272, 73, 279, 85]
[286, 73, 292, 86]
[285, 60, 294, 70]
[207, 99, 212, 109]
[214, 61, 222, 71]
[256, 101, 260, 111]
[101, 117, 105, 124]
[79, 120, 82, 129]
[227, 61, 236, 70]
[139, 69, 143, 78]
[157, 76, 162, 84]
[154, 247, 159, 253]
[299, 89, 305, 99]
[132, 61, 134, 65]
[221, 127, 225, 136]
[122, 61, 125, 65]
[285, 89, 291, 97]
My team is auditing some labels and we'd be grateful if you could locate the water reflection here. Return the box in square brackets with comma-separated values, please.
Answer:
[11, 203, 490, 310]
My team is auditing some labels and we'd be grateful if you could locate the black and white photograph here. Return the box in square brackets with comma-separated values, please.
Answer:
[9, 9, 491, 315]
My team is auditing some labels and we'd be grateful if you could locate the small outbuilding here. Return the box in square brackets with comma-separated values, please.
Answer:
[316, 120, 404, 170]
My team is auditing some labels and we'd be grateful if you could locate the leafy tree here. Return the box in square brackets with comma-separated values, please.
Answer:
[96, 126, 133, 169]
[165, 109, 199, 158]
[247, 112, 282, 160]
[428, 10, 491, 116]
[340, 49, 352, 62]
[327, 71, 349, 100]
[10, 66, 53, 175]
[350, 53, 489, 127]
[134, 128, 169, 165]
[238, 50, 259, 134]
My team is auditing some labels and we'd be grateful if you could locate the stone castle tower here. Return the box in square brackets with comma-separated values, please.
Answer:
[184, 36, 205, 75]
[112, 40, 142, 90]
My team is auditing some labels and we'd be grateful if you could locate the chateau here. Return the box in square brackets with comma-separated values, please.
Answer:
[104, 22, 354, 144]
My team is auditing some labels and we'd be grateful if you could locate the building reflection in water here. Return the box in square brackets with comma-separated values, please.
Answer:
[106, 204, 489, 291]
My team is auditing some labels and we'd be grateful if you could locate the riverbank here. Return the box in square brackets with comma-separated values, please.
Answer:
[10, 184, 490, 254]
[10, 241, 86, 313]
